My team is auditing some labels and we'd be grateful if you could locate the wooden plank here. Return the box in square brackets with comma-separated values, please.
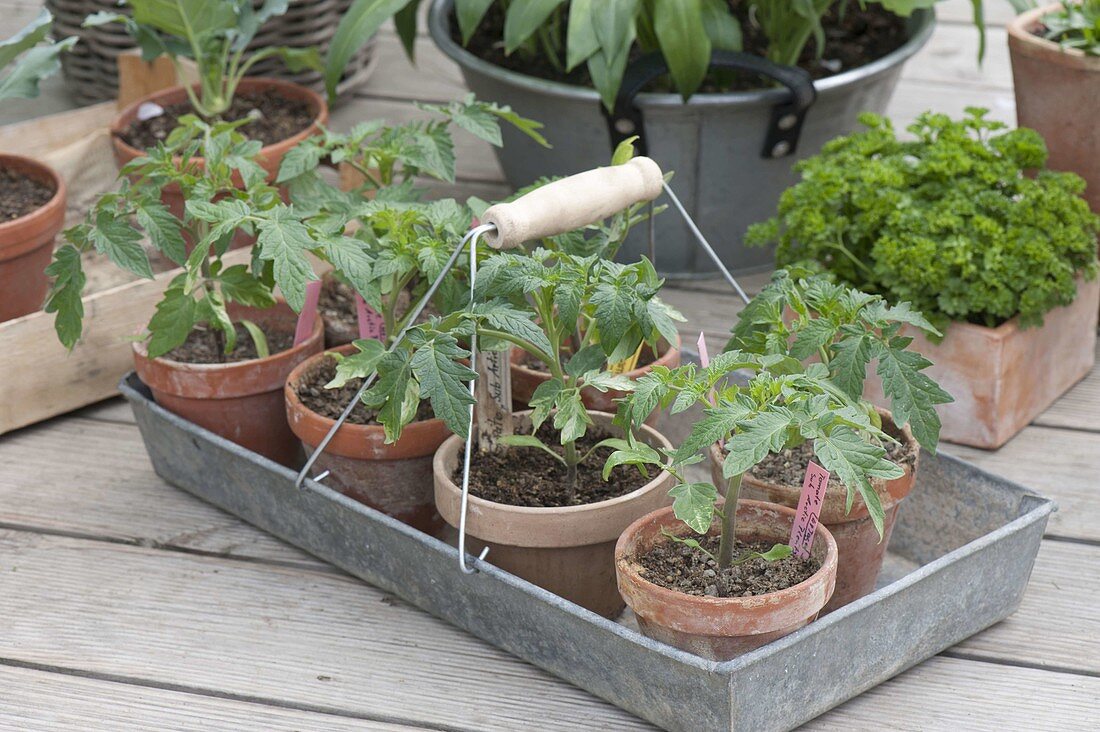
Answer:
[938, 0, 1015, 27]
[0, 417, 326, 568]
[70, 397, 135, 425]
[808, 655, 1100, 730]
[951, 539, 1100, 675]
[0, 247, 251, 436]
[0, 529, 655, 732]
[0, 664, 426, 732]
[1033, 341, 1100, 432]
[886, 79, 1015, 129]
[944, 426, 1100, 542]
[901, 25, 1012, 91]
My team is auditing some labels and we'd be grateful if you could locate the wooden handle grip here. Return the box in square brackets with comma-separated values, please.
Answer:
[480, 157, 664, 249]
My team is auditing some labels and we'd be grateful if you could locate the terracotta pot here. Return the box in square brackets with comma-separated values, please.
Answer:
[285, 345, 449, 535]
[863, 276, 1098, 448]
[133, 301, 323, 466]
[709, 409, 918, 613]
[434, 410, 675, 617]
[0, 154, 66, 323]
[110, 77, 329, 248]
[509, 337, 682, 423]
[615, 500, 838, 661]
[1009, 4, 1100, 213]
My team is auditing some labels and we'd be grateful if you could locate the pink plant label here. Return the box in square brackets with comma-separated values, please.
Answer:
[697, 331, 710, 367]
[293, 280, 323, 347]
[789, 461, 830, 560]
[355, 294, 386, 341]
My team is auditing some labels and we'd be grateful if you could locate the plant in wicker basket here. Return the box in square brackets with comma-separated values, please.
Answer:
[85, 0, 323, 118]
[0, 9, 75, 101]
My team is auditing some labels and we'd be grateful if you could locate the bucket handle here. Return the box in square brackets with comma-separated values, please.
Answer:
[604, 50, 817, 160]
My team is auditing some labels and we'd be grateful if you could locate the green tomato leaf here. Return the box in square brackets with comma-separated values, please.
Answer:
[410, 331, 477, 437]
[44, 242, 87, 350]
[668, 481, 718, 534]
[528, 376, 563, 433]
[756, 543, 793, 562]
[721, 408, 794, 478]
[553, 388, 591, 445]
[874, 338, 953, 453]
[813, 425, 905, 538]
[256, 207, 319, 312]
[565, 344, 607, 377]
[327, 338, 387, 388]
[217, 264, 276, 308]
[89, 209, 154, 280]
[830, 331, 873, 401]
[146, 276, 198, 358]
[136, 201, 187, 266]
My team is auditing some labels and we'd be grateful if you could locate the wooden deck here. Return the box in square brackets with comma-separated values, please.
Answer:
[3, 1, 1099, 729]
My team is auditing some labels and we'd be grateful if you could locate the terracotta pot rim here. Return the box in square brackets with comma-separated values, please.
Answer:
[510, 336, 682, 381]
[434, 409, 673, 517]
[615, 500, 838, 609]
[109, 77, 329, 162]
[0, 153, 67, 239]
[285, 345, 447, 438]
[1008, 4, 1100, 69]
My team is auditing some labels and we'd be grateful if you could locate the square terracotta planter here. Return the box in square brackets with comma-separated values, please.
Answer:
[865, 277, 1099, 449]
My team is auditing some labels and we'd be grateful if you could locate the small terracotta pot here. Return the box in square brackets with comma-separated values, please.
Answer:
[509, 337, 682, 423]
[434, 410, 675, 617]
[709, 409, 918, 613]
[0, 154, 66, 323]
[1009, 4, 1100, 213]
[133, 300, 323, 466]
[285, 345, 449, 535]
[615, 500, 838, 661]
[110, 77, 329, 247]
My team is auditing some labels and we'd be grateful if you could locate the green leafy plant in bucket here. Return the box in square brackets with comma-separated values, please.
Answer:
[727, 268, 953, 451]
[611, 352, 904, 568]
[0, 10, 75, 101]
[442, 0, 986, 110]
[85, 0, 323, 118]
[45, 117, 350, 360]
[748, 109, 1100, 332]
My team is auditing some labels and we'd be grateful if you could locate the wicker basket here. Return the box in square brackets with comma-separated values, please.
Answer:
[45, 0, 376, 105]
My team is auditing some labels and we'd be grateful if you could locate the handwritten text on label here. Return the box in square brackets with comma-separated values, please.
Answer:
[789, 461, 830, 560]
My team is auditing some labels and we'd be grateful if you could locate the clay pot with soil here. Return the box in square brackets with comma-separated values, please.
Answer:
[509, 336, 682, 421]
[285, 345, 449, 534]
[110, 77, 328, 232]
[0, 154, 66, 323]
[1009, 4, 1100, 213]
[133, 301, 323, 466]
[433, 410, 675, 617]
[616, 500, 838, 661]
[709, 409, 919, 613]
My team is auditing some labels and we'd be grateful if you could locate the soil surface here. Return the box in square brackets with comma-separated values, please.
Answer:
[295, 352, 434, 426]
[0, 167, 54, 221]
[166, 322, 295, 364]
[635, 535, 821, 598]
[748, 423, 917, 488]
[518, 343, 660, 373]
[457, 424, 651, 507]
[457, 3, 908, 93]
[121, 90, 314, 150]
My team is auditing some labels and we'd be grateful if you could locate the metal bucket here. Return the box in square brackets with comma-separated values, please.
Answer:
[428, 0, 934, 278]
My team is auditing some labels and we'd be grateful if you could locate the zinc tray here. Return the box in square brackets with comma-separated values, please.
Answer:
[120, 372, 1053, 732]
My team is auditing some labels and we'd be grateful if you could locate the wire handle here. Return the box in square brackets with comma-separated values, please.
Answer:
[481, 157, 664, 250]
